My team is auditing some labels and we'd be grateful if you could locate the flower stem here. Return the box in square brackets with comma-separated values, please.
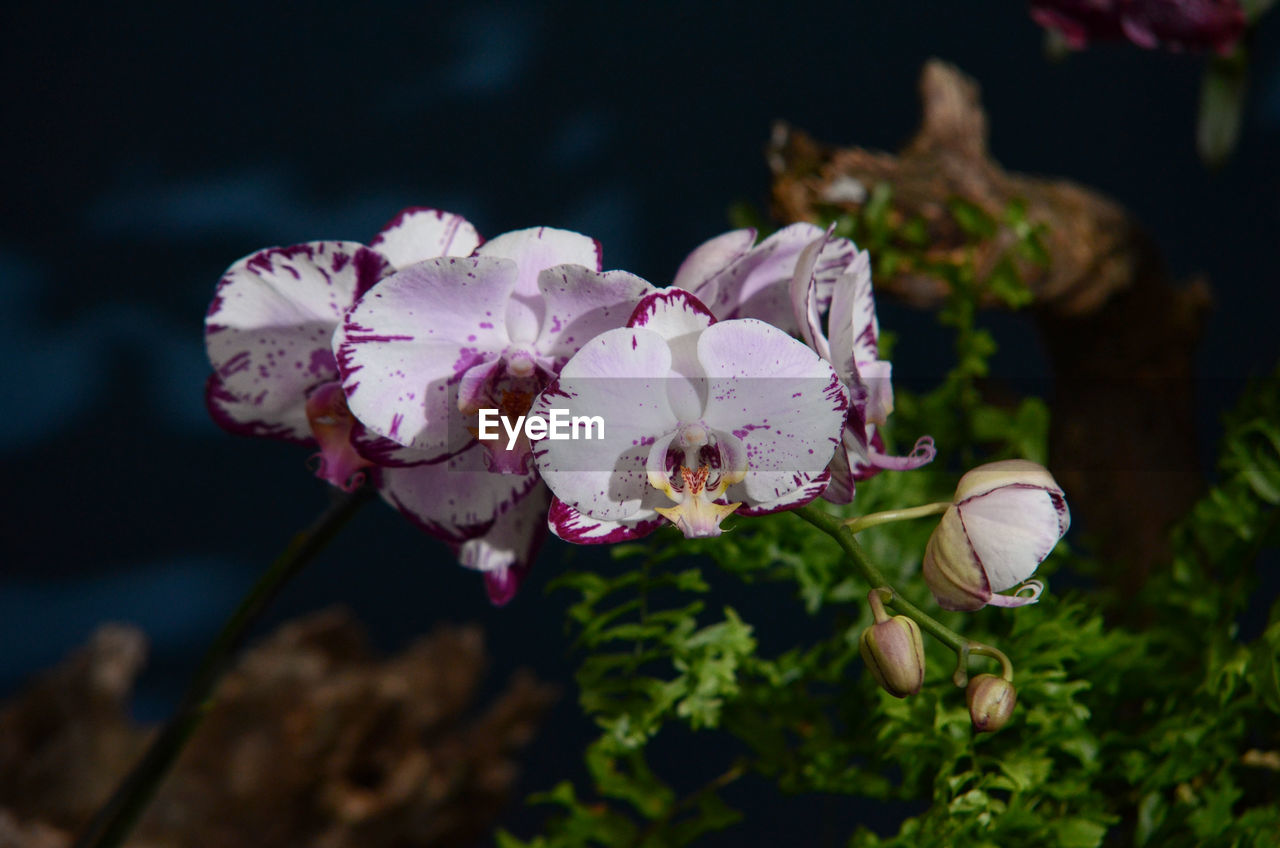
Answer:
[792, 503, 1007, 687]
[842, 501, 951, 533]
[73, 486, 374, 848]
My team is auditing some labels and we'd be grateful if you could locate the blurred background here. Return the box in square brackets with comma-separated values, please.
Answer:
[2, 0, 1277, 842]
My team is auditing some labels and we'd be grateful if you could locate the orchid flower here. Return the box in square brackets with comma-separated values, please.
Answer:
[333, 227, 655, 602]
[204, 209, 561, 603]
[674, 223, 859, 338]
[532, 288, 849, 542]
[335, 227, 653, 472]
[789, 228, 935, 503]
[204, 208, 480, 490]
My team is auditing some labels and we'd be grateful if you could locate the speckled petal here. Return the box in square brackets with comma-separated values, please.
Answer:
[369, 207, 482, 269]
[547, 497, 665, 544]
[205, 241, 391, 434]
[825, 249, 876, 384]
[531, 327, 678, 522]
[335, 256, 516, 457]
[697, 319, 848, 507]
[205, 373, 312, 444]
[376, 444, 540, 544]
[536, 265, 655, 360]
[476, 227, 602, 298]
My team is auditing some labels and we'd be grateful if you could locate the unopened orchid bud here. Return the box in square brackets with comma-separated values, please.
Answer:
[922, 459, 1070, 611]
[966, 673, 1016, 733]
[858, 591, 925, 698]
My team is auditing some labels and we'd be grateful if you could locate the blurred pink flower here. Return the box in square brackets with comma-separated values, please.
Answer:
[1030, 0, 1246, 54]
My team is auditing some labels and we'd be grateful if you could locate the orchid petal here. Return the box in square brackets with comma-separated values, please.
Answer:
[697, 319, 847, 506]
[531, 327, 678, 522]
[205, 242, 389, 432]
[821, 446, 856, 504]
[737, 469, 831, 516]
[457, 356, 506, 413]
[336, 256, 515, 457]
[674, 228, 756, 292]
[205, 373, 312, 444]
[858, 359, 895, 427]
[476, 227, 602, 297]
[868, 435, 937, 472]
[626, 288, 716, 337]
[376, 444, 540, 544]
[536, 265, 656, 360]
[788, 233, 832, 362]
[304, 381, 373, 491]
[349, 421, 436, 467]
[826, 249, 875, 383]
[369, 207, 481, 269]
[958, 485, 1067, 593]
[457, 484, 551, 606]
[547, 497, 664, 544]
[696, 223, 826, 334]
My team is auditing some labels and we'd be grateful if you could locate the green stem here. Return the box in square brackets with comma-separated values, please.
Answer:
[73, 486, 374, 848]
[792, 503, 1007, 687]
[843, 502, 952, 534]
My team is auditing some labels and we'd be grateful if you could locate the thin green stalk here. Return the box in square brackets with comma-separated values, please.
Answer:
[843, 502, 951, 534]
[74, 486, 374, 848]
[792, 503, 1011, 685]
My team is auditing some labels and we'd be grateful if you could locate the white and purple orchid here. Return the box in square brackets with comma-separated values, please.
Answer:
[674, 223, 858, 338]
[333, 226, 655, 601]
[204, 207, 480, 490]
[789, 228, 936, 503]
[532, 288, 849, 543]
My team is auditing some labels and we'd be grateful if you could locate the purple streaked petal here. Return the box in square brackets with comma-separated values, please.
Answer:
[349, 421, 437, 467]
[530, 327, 678, 522]
[369, 207, 482, 269]
[674, 228, 756, 292]
[626, 288, 716, 336]
[868, 435, 937, 471]
[736, 470, 831, 516]
[821, 446, 856, 505]
[859, 359, 894, 427]
[547, 497, 664, 544]
[336, 256, 516, 454]
[205, 241, 384, 425]
[536, 265, 656, 359]
[457, 484, 551, 606]
[205, 373, 313, 445]
[376, 444, 540, 544]
[697, 319, 848, 506]
[476, 227, 603, 298]
[825, 252, 878, 394]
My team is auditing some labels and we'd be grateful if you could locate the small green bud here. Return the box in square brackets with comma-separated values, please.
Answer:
[859, 614, 925, 698]
[966, 673, 1016, 732]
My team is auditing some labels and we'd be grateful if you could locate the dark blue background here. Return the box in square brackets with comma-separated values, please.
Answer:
[2, 1, 1277, 842]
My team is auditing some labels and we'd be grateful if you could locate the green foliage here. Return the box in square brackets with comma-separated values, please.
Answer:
[505, 194, 1278, 845]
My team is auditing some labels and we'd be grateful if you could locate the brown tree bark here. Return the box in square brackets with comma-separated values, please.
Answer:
[769, 60, 1210, 587]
